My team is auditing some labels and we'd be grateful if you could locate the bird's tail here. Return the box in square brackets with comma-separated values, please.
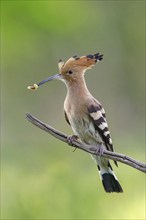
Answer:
[94, 156, 123, 193]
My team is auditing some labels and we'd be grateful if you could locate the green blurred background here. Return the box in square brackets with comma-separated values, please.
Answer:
[1, 1, 145, 219]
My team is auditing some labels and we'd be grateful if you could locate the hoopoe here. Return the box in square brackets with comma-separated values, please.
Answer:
[28, 53, 123, 193]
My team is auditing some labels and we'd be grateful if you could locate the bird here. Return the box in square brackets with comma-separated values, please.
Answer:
[28, 53, 123, 193]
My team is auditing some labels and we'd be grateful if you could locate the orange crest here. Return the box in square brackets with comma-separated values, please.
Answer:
[58, 53, 103, 74]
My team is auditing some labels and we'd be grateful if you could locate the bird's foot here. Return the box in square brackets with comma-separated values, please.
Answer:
[67, 135, 79, 147]
[95, 143, 105, 156]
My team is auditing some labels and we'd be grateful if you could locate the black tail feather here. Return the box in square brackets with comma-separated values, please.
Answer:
[102, 173, 123, 193]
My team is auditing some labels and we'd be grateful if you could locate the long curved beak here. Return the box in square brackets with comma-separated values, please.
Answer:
[27, 73, 62, 90]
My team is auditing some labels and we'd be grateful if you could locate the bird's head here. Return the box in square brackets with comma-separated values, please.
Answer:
[27, 53, 103, 90]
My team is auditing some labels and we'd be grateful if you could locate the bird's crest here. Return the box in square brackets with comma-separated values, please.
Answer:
[58, 53, 103, 72]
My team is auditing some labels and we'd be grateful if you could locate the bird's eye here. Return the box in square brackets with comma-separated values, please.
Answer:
[68, 70, 73, 74]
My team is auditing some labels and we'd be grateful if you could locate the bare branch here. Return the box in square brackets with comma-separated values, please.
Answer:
[26, 113, 146, 173]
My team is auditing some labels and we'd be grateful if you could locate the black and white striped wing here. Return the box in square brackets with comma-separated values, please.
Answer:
[88, 104, 114, 152]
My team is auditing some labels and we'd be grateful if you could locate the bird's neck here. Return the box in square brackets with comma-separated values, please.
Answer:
[65, 76, 91, 98]
[64, 76, 92, 113]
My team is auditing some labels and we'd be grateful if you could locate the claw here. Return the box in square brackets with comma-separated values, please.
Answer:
[67, 135, 78, 146]
[72, 147, 77, 152]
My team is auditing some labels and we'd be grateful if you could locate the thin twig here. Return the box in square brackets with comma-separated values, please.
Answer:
[26, 113, 146, 173]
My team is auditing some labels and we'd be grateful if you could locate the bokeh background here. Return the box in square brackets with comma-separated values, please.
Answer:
[1, 1, 145, 219]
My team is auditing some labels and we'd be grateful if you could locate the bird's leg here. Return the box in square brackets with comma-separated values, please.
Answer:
[67, 135, 79, 147]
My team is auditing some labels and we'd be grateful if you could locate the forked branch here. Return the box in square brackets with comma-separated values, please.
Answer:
[26, 113, 146, 173]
